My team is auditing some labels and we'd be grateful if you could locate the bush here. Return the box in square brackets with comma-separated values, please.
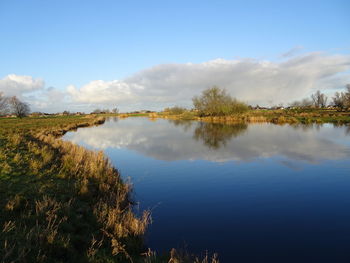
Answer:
[164, 106, 187, 115]
[192, 86, 249, 116]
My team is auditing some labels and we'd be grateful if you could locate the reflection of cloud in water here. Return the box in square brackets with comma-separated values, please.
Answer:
[64, 118, 350, 164]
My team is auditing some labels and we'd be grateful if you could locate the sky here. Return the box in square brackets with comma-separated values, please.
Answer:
[0, 0, 349, 112]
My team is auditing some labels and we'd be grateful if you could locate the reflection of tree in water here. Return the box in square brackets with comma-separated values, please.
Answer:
[291, 123, 322, 132]
[107, 117, 119, 123]
[345, 124, 350, 135]
[168, 119, 194, 132]
[193, 122, 248, 149]
[332, 123, 350, 136]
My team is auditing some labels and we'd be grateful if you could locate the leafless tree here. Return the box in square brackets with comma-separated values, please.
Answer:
[112, 107, 119, 114]
[0, 92, 9, 115]
[332, 92, 345, 108]
[332, 84, 350, 109]
[311, 90, 327, 108]
[290, 98, 313, 108]
[346, 84, 350, 108]
[9, 96, 30, 118]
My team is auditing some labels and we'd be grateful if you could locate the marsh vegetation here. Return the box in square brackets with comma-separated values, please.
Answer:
[0, 116, 150, 262]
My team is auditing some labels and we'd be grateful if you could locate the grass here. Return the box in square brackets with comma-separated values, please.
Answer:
[0, 115, 220, 263]
[157, 108, 350, 125]
[0, 115, 150, 262]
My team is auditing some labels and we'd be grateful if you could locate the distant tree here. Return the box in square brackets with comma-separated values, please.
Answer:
[112, 107, 119, 114]
[9, 96, 30, 118]
[345, 84, 350, 108]
[332, 92, 346, 108]
[192, 86, 249, 116]
[311, 90, 327, 108]
[332, 84, 350, 109]
[164, 106, 187, 115]
[92, 108, 102, 114]
[0, 92, 9, 115]
[290, 98, 313, 108]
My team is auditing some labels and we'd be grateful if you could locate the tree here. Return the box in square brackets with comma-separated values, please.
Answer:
[311, 90, 327, 108]
[345, 84, 350, 108]
[192, 86, 249, 116]
[164, 106, 186, 115]
[290, 98, 313, 108]
[9, 96, 30, 118]
[0, 92, 9, 115]
[112, 107, 119, 114]
[332, 84, 350, 109]
[332, 92, 345, 108]
[92, 108, 102, 114]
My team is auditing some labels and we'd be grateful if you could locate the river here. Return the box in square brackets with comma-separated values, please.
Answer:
[63, 117, 350, 262]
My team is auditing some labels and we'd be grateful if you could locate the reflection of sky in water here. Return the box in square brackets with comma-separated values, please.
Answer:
[64, 118, 350, 165]
[64, 118, 350, 263]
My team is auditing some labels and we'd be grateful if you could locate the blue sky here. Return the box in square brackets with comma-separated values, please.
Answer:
[0, 0, 349, 112]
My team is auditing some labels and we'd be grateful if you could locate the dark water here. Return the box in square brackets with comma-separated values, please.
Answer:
[64, 118, 350, 262]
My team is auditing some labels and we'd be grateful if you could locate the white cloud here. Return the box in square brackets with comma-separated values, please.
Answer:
[67, 80, 143, 104]
[68, 52, 350, 109]
[1, 51, 350, 112]
[0, 74, 44, 98]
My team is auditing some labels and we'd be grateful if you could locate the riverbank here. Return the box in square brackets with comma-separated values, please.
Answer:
[1, 115, 221, 263]
[0, 115, 150, 262]
[155, 108, 350, 125]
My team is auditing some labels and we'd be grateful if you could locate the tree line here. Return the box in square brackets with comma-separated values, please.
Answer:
[291, 84, 350, 109]
[1, 84, 350, 118]
[91, 107, 119, 114]
[166, 84, 350, 117]
[0, 92, 30, 117]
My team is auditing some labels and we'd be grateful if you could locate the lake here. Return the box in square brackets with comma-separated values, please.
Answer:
[64, 117, 350, 262]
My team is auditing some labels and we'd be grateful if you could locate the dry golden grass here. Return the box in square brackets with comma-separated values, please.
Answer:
[1, 116, 151, 262]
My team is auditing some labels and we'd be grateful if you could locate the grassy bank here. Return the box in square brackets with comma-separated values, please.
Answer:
[156, 108, 350, 125]
[0, 115, 220, 263]
[0, 116, 149, 262]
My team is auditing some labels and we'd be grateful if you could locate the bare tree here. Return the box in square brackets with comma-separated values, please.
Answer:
[346, 84, 350, 108]
[92, 108, 102, 114]
[311, 90, 327, 108]
[290, 98, 313, 108]
[0, 92, 9, 115]
[332, 92, 345, 108]
[332, 84, 350, 109]
[112, 107, 119, 114]
[9, 96, 30, 118]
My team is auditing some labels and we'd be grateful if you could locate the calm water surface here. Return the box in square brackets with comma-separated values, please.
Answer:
[64, 118, 350, 262]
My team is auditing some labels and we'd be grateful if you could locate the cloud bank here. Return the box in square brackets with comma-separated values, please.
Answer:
[1, 51, 350, 112]
[67, 52, 350, 109]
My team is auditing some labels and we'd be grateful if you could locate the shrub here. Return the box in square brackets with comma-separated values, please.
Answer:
[164, 106, 187, 115]
[192, 86, 249, 116]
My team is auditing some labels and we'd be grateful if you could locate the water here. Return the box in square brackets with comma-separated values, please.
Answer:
[64, 118, 350, 262]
